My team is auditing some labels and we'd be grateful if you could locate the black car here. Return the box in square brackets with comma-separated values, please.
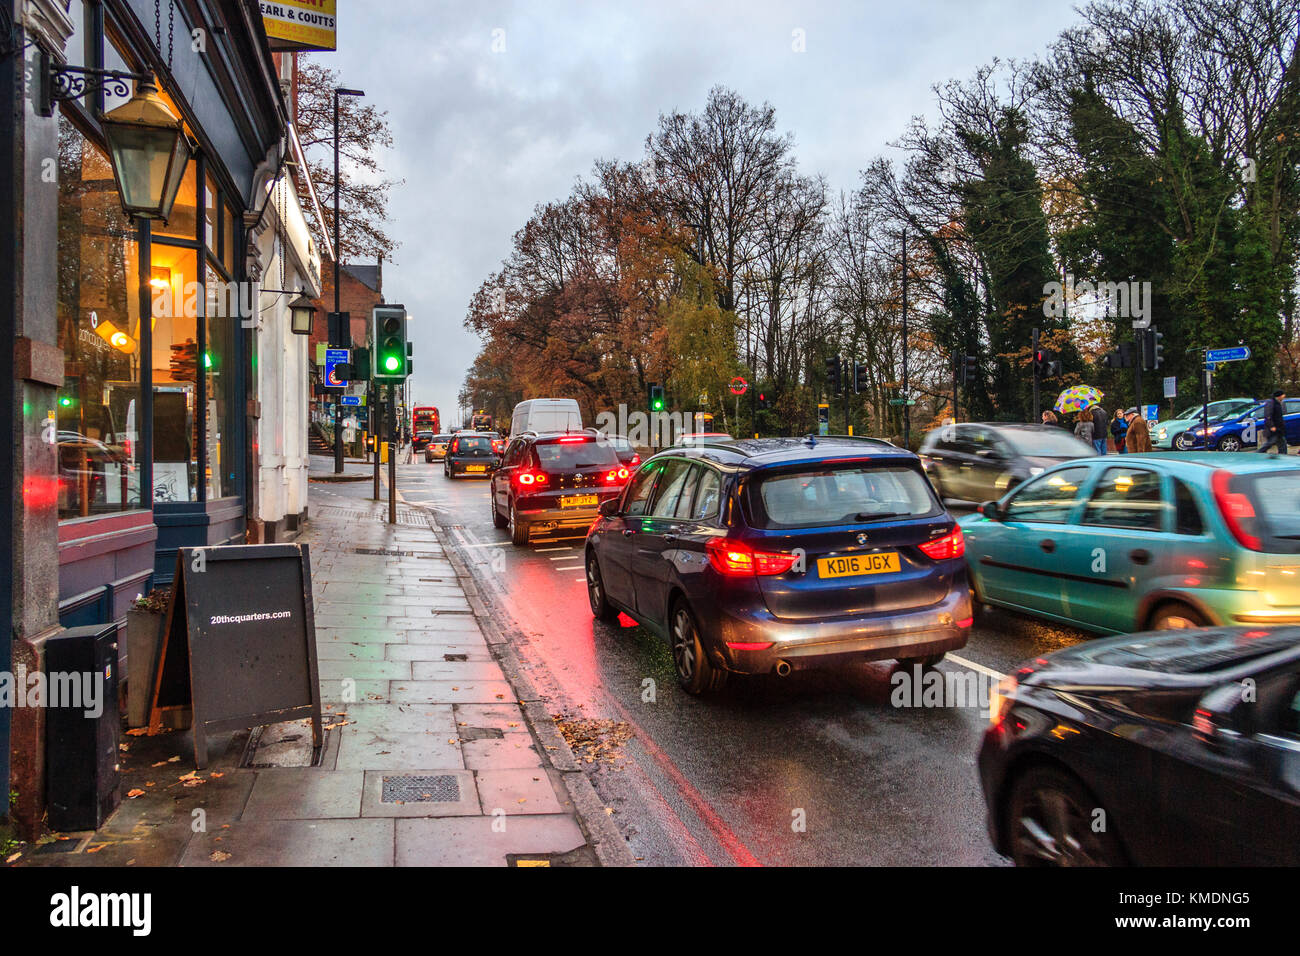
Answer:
[919, 422, 1095, 505]
[444, 431, 501, 478]
[584, 436, 972, 694]
[979, 627, 1300, 866]
[412, 430, 434, 452]
[491, 432, 630, 545]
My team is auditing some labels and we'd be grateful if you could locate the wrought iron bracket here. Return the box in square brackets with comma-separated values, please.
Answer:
[34, 47, 148, 118]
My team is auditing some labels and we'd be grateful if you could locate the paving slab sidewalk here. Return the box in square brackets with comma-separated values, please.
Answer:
[13, 463, 628, 868]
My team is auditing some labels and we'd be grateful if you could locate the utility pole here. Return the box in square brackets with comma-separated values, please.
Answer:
[901, 230, 910, 448]
[331, 87, 364, 474]
[388, 386, 397, 524]
[372, 381, 381, 500]
[1133, 329, 1145, 412]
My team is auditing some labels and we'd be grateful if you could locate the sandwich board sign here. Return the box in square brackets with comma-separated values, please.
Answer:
[148, 544, 323, 768]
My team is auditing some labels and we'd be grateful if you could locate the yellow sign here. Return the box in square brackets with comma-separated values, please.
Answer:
[817, 552, 901, 579]
[260, 0, 336, 52]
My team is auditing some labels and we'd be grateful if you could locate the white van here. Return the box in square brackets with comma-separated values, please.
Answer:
[510, 398, 582, 437]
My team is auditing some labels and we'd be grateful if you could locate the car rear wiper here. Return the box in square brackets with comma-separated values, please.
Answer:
[854, 511, 910, 522]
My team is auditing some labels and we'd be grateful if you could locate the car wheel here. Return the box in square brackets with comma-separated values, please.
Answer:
[669, 599, 726, 695]
[509, 502, 529, 547]
[1006, 766, 1125, 866]
[1173, 431, 1192, 451]
[491, 492, 508, 529]
[1148, 602, 1207, 630]
[586, 551, 618, 622]
[1217, 435, 1243, 452]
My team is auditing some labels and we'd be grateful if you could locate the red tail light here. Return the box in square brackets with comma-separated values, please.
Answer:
[918, 526, 965, 560]
[516, 470, 549, 486]
[1212, 469, 1261, 550]
[630, 454, 641, 465]
[604, 467, 630, 483]
[558, 436, 587, 443]
[706, 538, 797, 576]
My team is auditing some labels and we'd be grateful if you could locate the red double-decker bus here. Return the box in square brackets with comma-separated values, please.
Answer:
[412, 406, 440, 435]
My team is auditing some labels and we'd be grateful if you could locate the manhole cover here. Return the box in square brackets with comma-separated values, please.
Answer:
[381, 774, 460, 803]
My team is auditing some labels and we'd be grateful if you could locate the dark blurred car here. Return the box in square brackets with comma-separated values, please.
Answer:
[443, 431, 501, 478]
[979, 626, 1300, 865]
[491, 432, 629, 545]
[412, 430, 434, 452]
[919, 423, 1096, 505]
[602, 434, 641, 467]
[584, 436, 972, 694]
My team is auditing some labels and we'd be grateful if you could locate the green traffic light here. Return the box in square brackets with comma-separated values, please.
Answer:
[59, 396, 73, 407]
[383, 354, 401, 372]
[653, 400, 664, 411]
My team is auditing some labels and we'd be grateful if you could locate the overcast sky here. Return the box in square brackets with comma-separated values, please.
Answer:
[322, 0, 1086, 425]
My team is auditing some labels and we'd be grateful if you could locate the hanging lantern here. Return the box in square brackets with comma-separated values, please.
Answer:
[100, 75, 192, 220]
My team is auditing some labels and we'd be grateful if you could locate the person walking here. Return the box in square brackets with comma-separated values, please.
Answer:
[1125, 407, 1152, 453]
[1258, 390, 1289, 455]
[1111, 408, 1129, 454]
[1074, 407, 1095, 447]
[1041, 410, 1061, 427]
[1088, 403, 1108, 454]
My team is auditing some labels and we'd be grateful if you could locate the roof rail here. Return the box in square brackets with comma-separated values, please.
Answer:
[819, 434, 895, 445]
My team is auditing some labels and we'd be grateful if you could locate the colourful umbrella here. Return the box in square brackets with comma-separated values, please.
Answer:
[1054, 385, 1104, 414]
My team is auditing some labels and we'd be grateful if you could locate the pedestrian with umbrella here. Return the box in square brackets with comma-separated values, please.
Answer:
[1054, 386, 1107, 453]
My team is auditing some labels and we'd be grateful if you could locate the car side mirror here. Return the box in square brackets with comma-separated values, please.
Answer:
[598, 499, 620, 517]
[978, 500, 1003, 520]
[1193, 683, 1248, 753]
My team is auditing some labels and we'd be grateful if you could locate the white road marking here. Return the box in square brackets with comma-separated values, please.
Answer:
[947, 653, 1006, 682]
[536, 547, 573, 553]
[554, 565, 583, 571]
[548, 555, 577, 561]
[461, 540, 511, 548]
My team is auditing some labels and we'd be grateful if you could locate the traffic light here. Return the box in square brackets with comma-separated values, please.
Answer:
[1034, 348, 1061, 377]
[372, 305, 408, 382]
[757, 391, 772, 410]
[853, 363, 868, 393]
[1145, 329, 1164, 370]
[824, 355, 842, 395]
[1102, 342, 1134, 369]
[960, 355, 978, 385]
[649, 384, 665, 412]
[351, 346, 371, 381]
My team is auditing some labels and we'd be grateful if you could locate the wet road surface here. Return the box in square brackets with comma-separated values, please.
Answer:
[323, 457, 1095, 865]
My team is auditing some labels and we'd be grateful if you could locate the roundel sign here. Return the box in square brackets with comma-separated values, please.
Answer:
[729, 376, 748, 396]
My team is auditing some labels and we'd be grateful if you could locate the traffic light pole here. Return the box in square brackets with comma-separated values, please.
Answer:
[372, 381, 380, 501]
[388, 386, 397, 524]
[1133, 330, 1145, 412]
[842, 358, 850, 434]
[1031, 328, 1040, 422]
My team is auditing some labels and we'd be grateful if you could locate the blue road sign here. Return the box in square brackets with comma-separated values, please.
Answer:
[1206, 346, 1251, 364]
[341, 395, 361, 406]
[324, 348, 349, 388]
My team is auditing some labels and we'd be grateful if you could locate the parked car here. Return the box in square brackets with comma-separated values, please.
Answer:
[1182, 398, 1300, 451]
[491, 431, 629, 545]
[509, 398, 582, 438]
[424, 434, 453, 462]
[443, 432, 501, 478]
[961, 453, 1300, 633]
[412, 430, 434, 452]
[979, 626, 1300, 865]
[919, 423, 1096, 505]
[584, 436, 972, 694]
[1156, 398, 1255, 450]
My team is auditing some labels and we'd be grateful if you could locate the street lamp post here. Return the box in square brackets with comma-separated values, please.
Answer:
[332, 87, 365, 474]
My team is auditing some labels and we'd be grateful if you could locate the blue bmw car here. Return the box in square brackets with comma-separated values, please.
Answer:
[1182, 398, 1300, 451]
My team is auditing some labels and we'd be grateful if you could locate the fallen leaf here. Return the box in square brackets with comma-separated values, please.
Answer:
[210, 850, 232, 862]
[124, 729, 149, 737]
[127, 789, 145, 798]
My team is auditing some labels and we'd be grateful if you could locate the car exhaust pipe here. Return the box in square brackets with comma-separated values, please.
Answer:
[774, 660, 792, 677]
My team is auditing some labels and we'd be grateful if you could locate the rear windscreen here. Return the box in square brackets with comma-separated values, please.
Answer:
[534, 440, 619, 470]
[453, 437, 493, 454]
[1242, 471, 1300, 552]
[751, 464, 941, 529]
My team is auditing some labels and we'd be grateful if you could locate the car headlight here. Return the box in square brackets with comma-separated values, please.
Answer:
[1158, 428, 1167, 439]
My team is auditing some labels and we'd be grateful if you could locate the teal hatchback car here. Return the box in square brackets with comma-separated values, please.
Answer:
[960, 454, 1300, 633]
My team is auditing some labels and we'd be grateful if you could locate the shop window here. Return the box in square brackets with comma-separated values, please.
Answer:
[149, 244, 200, 502]
[204, 260, 237, 499]
[55, 115, 143, 519]
[222, 203, 237, 274]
